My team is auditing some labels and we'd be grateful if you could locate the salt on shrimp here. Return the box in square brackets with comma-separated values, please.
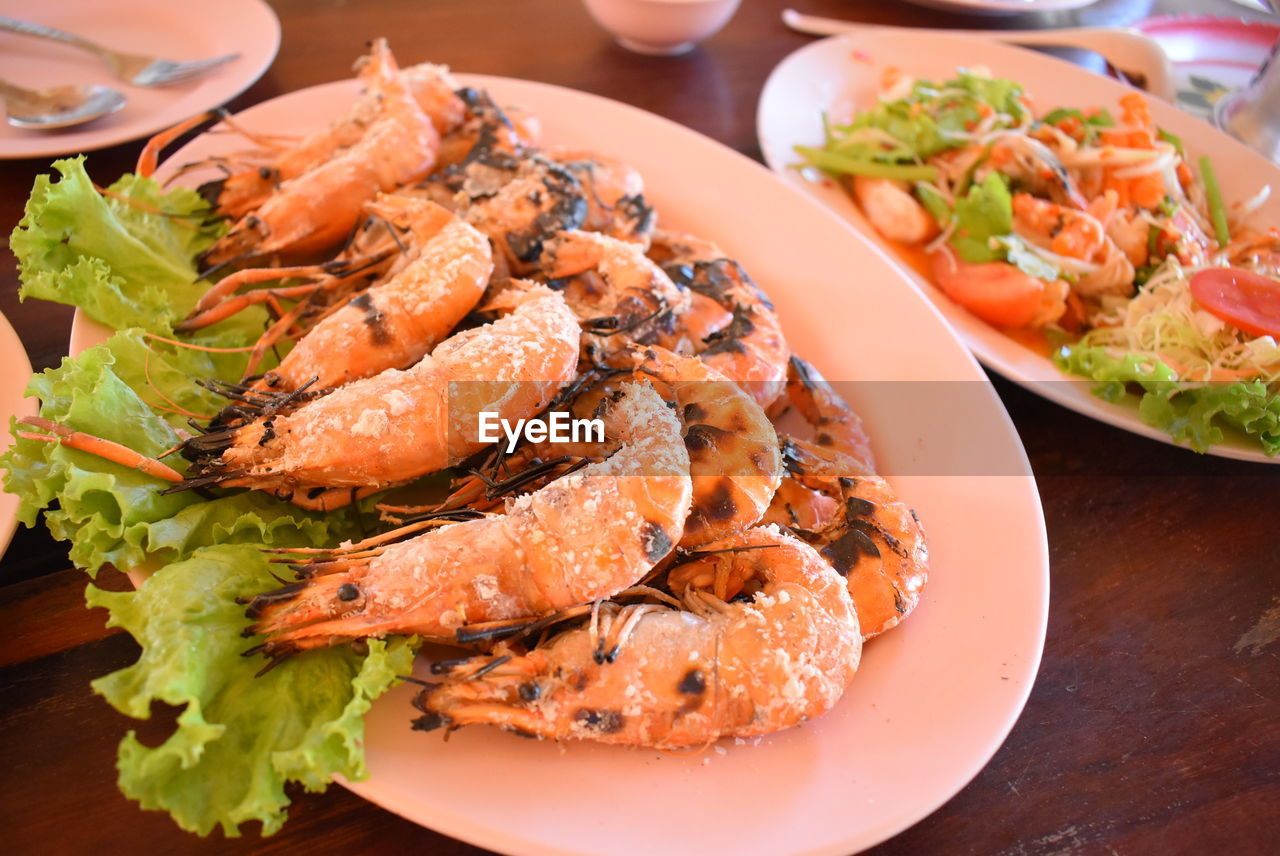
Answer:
[176, 285, 579, 509]
[186, 195, 492, 393]
[651, 231, 790, 407]
[412, 526, 861, 749]
[193, 58, 466, 222]
[548, 147, 656, 246]
[441, 344, 782, 548]
[760, 357, 927, 638]
[242, 382, 693, 660]
[538, 230, 691, 347]
[201, 39, 441, 266]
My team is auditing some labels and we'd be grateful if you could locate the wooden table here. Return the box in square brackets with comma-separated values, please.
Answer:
[2, 0, 1277, 853]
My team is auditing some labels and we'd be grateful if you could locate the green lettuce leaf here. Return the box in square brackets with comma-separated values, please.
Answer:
[1054, 345, 1280, 454]
[10, 156, 223, 333]
[950, 172, 1013, 263]
[88, 544, 417, 836]
[1, 328, 358, 573]
[816, 70, 1027, 166]
[914, 181, 952, 227]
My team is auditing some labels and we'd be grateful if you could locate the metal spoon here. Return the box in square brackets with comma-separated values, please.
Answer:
[0, 78, 125, 130]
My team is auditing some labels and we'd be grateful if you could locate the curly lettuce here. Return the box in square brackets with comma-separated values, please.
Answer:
[89, 544, 416, 836]
[2, 328, 356, 574]
[795, 69, 1027, 178]
[1054, 345, 1280, 454]
[3, 155, 419, 839]
[10, 156, 221, 333]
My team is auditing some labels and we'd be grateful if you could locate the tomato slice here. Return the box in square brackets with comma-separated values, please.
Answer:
[929, 246, 1055, 329]
[1189, 268, 1280, 339]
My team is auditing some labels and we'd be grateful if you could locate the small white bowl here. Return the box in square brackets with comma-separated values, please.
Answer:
[582, 0, 742, 56]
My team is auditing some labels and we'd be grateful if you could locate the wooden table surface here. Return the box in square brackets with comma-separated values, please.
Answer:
[2, 0, 1278, 853]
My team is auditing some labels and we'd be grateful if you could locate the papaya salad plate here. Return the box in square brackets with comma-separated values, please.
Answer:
[43, 66, 1049, 856]
[758, 32, 1280, 463]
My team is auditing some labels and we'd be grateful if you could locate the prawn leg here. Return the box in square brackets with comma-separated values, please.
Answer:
[136, 110, 221, 178]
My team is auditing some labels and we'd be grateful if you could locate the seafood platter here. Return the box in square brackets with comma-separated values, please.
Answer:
[4, 38, 1048, 855]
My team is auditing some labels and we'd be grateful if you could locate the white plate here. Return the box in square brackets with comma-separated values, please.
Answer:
[0, 311, 35, 557]
[71, 75, 1049, 855]
[0, 0, 279, 160]
[900, 0, 1098, 15]
[758, 32, 1280, 463]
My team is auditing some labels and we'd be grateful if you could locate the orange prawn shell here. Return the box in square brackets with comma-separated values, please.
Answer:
[203, 40, 442, 265]
[418, 526, 861, 748]
[259, 196, 491, 393]
[245, 383, 694, 653]
[631, 345, 782, 546]
[219, 286, 579, 493]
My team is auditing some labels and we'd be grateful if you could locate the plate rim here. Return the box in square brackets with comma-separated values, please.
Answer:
[0, 310, 36, 557]
[67, 72, 1050, 856]
[900, 0, 1098, 15]
[756, 30, 1280, 465]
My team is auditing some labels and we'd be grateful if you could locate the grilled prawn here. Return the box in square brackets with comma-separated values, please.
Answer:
[190, 60, 465, 222]
[440, 344, 782, 547]
[761, 358, 928, 638]
[180, 285, 579, 509]
[413, 526, 861, 748]
[243, 382, 693, 659]
[201, 39, 442, 265]
[539, 230, 690, 348]
[648, 230, 790, 407]
[180, 195, 492, 393]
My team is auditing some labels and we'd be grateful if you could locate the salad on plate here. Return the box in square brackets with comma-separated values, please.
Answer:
[796, 68, 1280, 455]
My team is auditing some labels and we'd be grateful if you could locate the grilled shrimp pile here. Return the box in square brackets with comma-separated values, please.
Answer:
[132, 41, 931, 750]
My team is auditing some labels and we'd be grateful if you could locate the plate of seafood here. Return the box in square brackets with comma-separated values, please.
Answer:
[0, 0, 279, 159]
[758, 32, 1280, 462]
[33, 40, 1048, 856]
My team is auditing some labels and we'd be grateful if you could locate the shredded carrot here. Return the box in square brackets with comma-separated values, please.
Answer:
[1118, 92, 1153, 130]
[1175, 161, 1193, 188]
[1130, 173, 1165, 209]
[990, 145, 1014, 166]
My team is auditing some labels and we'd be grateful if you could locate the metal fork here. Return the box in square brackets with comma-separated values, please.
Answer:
[0, 15, 238, 87]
